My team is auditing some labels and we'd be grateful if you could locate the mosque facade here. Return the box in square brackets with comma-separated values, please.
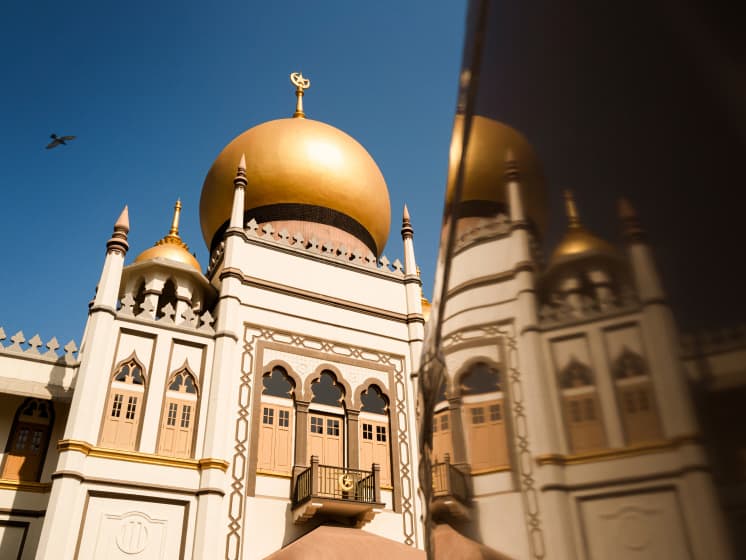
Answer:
[0, 77, 741, 559]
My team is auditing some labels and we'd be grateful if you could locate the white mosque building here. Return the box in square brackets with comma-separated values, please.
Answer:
[0, 76, 740, 559]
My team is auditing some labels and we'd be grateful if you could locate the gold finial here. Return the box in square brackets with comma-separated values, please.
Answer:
[563, 190, 581, 228]
[290, 72, 311, 118]
[152, 199, 190, 250]
[168, 199, 182, 238]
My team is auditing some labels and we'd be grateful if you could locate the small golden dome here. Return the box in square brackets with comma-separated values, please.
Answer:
[548, 191, 616, 267]
[199, 117, 391, 255]
[446, 115, 548, 232]
[134, 200, 201, 271]
[416, 268, 432, 322]
[421, 296, 432, 323]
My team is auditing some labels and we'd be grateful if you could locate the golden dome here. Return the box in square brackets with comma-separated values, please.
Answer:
[548, 191, 616, 267]
[446, 115, 548, 232]
[199, 117, 391, 255]
[134, 200, 201, 272]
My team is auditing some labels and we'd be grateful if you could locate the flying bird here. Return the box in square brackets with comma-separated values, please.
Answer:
[46, 134, 76, 149]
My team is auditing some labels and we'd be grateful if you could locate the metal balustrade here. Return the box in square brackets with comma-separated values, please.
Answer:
[432, 459, 470, 506]
[292, 456, 381, 508]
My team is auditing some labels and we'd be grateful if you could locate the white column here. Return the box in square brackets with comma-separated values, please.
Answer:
[192, 159, 247, 559]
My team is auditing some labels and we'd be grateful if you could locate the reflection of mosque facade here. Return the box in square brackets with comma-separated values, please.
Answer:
[0, 83, 742, 559]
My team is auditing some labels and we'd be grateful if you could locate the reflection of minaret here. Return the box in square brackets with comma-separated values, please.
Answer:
[618, 198, 697, 436]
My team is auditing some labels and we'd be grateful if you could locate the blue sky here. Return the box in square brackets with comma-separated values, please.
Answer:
[0, 1, 465, 345]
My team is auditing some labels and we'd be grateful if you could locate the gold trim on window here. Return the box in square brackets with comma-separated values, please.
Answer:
[255, 470, 293, 479]
[0, 479, 52, 493]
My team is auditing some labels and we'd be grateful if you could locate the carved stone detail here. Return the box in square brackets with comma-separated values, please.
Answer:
[0, 325, 79, 365]
[227, 326, 416, 557]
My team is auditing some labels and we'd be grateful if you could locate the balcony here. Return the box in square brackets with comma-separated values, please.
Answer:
[291, 456, 384, 526]
[431, 456, 471, 520]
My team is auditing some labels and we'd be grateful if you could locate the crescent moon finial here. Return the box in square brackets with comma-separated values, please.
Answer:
[290, 72, 311, 118]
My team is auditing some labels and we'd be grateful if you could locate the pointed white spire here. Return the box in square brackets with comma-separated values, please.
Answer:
[618, 196, 646, 244]
[230, 154, 248, 228]
[114, 205, 129, 233]
[504, 150, 525, 222]
[107, 205, 130, 254]
[401, 203, 417, 275]
[401, 203, 413, 240]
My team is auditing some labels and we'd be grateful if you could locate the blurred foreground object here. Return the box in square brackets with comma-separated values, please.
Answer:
[417, 1, 737, 558]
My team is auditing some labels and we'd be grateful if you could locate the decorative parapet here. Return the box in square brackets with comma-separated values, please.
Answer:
[681, 325, 746, 358]
[0, 327, 78, 365]
[452, 214, 512, 254]
[206, 219, 405, 279]
[116, 294, 215, 335]
[538, 285, 640, 329]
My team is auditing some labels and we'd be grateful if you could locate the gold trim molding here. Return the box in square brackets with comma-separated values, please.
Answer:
[0, 478, 52, 493]
[58, 440, 229, 472]
[536, 435, 702, 466]
[256, 470, 292, 479]
[471, 465, 512, 475]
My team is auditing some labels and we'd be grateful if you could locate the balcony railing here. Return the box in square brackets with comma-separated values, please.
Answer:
[431, 455, 471, 519]
[291, 456, 383, 525]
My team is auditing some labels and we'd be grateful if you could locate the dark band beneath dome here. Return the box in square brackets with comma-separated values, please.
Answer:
[210, 203, 379, 256]
[453, 200, 506, 218]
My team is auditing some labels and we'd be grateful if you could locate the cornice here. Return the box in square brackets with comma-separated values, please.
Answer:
[57, 439, 228, 472]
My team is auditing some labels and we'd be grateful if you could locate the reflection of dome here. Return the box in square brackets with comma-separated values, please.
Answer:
[199, 117, 391, 256]
[135, 200, 201, 272]
[549, 228, 616, 265]
[547, 191, 617, 269]
[447, 115, 548, 233]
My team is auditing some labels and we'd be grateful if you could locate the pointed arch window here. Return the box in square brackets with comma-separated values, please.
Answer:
[2, 398, 54, 481]
[308, 371, 345, 468]
[157, 366, 199, 458]
[612, 348, 662, 444]
[460, 362, 509, 473]
[359, 384, 392, 486]
[257, 367, 296, 475]
[100, 357, 146, 451]
[558, 358, 606, 453]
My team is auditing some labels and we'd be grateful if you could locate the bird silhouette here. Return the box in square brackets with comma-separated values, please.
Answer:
[46, 133, 76, 149]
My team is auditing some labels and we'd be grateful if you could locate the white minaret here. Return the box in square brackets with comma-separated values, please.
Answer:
[64, 206, 130, 441]
[37, 207, 130, 558]
[505, 154, 576, 560]
[192, 156, 247, 557]
[619, 197, 733, 559]
[618, 198, 697, 436]
[401, 204, 424, 370]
